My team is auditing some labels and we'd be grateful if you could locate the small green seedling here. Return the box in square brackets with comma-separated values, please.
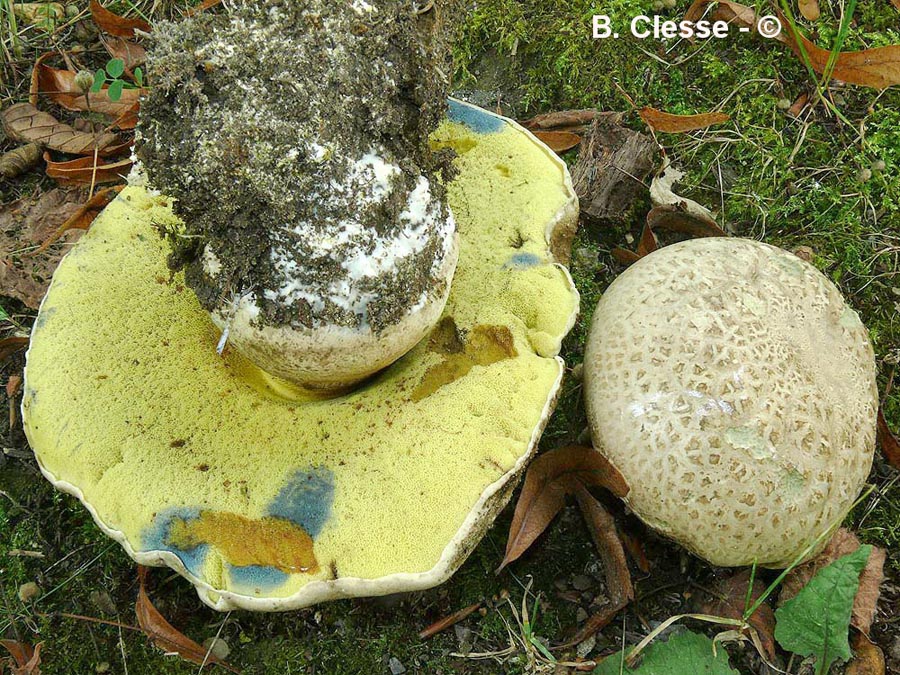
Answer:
[91, 58, 143, 102]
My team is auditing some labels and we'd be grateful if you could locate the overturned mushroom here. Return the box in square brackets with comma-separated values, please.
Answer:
[584, 238, 878, 568]
[136, 1, 460, 390]
[22, 97, 579, 609]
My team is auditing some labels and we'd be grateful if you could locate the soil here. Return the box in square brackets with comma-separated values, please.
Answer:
[136, 0, 460, 331]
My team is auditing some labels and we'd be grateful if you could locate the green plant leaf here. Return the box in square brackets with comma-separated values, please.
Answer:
[593, 631, 739, 675]
[134, 66, 143, 87]
[106, 58, 125, 79]
[107, 79, 125, 102]
[0, 304, 9, 322]
[774, 545, 872, 675]
[91, 69, 106, 93]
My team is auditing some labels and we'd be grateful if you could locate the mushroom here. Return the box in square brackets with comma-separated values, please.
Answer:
[583, 238, 877, 568]
[22, 100, 580, 610]
[134, 0, 462, 391]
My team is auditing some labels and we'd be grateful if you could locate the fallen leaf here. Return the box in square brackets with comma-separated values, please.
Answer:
[876, 408, 900, 470]
[787, 92, 811, 117]
[521, 109, 598, 132]
[184, 0, 224, 17]
[0, 338, 31, 363]
[0, 143, 42, 179]
[44, 152, 132, 185]
[0, 188, 88, 308]
[779, 528, 885, 636]
[575, 486, 633, 605]
[419, 602, 482, 639]
[102, 36, 147, 71]
[778, 10, 900, 88]
[0, 639, 42, 674]
[798, 0, 820, 21]
[559, 600, 629, 651]
[846, 632, 886, 675]
[619, 527, 650, 573]
[136, 567, 239, 672]
[7, 372, 23, 429]
[639, 107, 730, 133]
[893, 0, 900, 11]
[646, 204, 726, 238]
[612, 248, 642, 265]
[2, 103, 118, 155]
[499, 446, 629, 571]
[701, 570, 777, 661]
[635, 223, 658, 258]
[31, 60, 144, 123]
[649, 161, 716, 222]
[533, 130, 581, 153]
[33, 186, 122, 255]
[90, 0, 150, 38]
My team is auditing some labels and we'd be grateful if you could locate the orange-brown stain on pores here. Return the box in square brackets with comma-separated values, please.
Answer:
[167, 511, 319, 574]
[412, 318, 518, 401]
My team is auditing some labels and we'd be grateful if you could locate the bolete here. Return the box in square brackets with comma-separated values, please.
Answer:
[584, 238, 877, 568]
[22, 99, 579, 609]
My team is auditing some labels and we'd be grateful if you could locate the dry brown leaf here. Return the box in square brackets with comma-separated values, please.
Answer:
[558, 599, 629, 651]
[0, 189, 88, 308]
[418, 602, 482, 639]
[136, 567, 239, 672]
[646, 204, 727, 238]
[0, 338, 31, 364]
[701, 570, 777, 661]
[574, 486, 633, 606]
[521, 109, 598, 132]
[846, 633, 886, 675]
[779, 528, 886, 636]
[0, 143, 42, 179]
[2, 103, 118, 155]
[787, 91, 811, 117]
[635, 223, 658, 258]
[619, 527, 650, 573]
[533, 130, 581, 153]
[778, 10, 900, 88]
[184, 0, 224, 17]
[799, 0, 820, 21]
[893, 0, 900, 11]
[90, 0, 151, 37]
[876, 408, 900, 470]
[43, 152, 132, 185]
[499, 445, 629, 571]
[639, 107, 730, 133]
[102, 36, 147, 71]
[612, 248, 642, 265]
[33, 186, 122, 255]
[0, 640, 42, 675]
[32, 61, 144, 124]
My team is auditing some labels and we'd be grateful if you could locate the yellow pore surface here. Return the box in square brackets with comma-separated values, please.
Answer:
[23, 109, 578, 605]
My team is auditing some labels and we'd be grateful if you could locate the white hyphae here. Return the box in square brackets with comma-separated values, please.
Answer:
[205, 148, 458, 391]
[584, 238, 878, 567]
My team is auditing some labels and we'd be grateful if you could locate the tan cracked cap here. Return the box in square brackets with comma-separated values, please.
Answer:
[584, 237, 878, 568]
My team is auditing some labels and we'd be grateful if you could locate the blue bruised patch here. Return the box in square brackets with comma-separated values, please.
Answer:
[228, 564, 289, 591]
[504, 253, 543, 269]
[447, 99, 504, 134]
[142, 506, 208, 578]
[267, 466, 334, 537]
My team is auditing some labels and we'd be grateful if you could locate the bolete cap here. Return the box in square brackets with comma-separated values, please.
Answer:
[22, 101, 579, 610]
[584, 237, 877, 568]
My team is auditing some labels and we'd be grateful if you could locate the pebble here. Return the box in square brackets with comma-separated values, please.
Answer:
[576, 607, 589, 623]
[90, 590, 117, 616]
[202, 637, 230, 660]
[388, 656, 406, 674]
[572, 575, 593, 591]
[576, 634, 596, 659]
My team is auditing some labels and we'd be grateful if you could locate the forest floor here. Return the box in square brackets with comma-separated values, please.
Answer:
[1, 1, 898, 673]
